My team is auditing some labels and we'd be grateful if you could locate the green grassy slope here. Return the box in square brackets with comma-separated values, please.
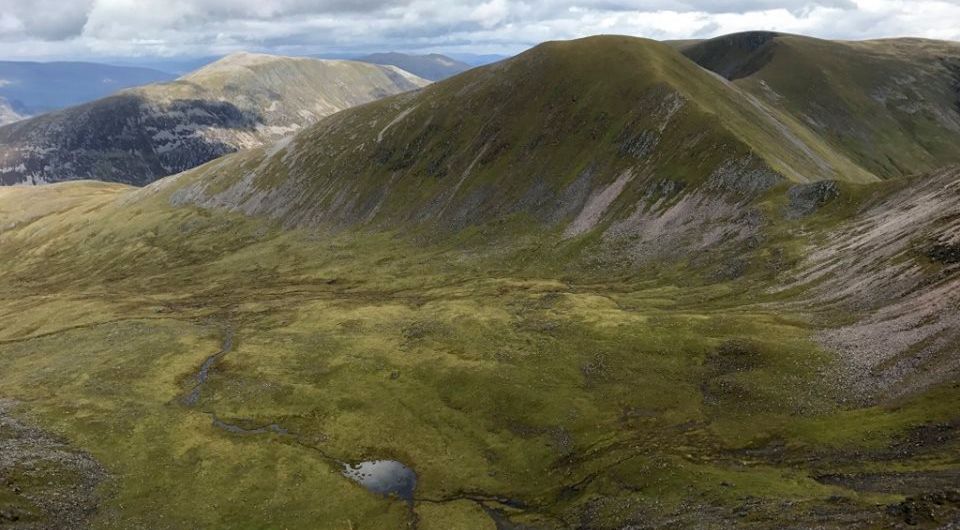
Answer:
[0, 170, 958, 528]
[682, 32, 960, 178]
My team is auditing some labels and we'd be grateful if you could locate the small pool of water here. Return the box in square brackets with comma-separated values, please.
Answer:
[342, 460, 417, 502]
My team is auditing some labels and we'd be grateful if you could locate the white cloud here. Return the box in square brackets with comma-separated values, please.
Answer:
[0, 0, 957, 60]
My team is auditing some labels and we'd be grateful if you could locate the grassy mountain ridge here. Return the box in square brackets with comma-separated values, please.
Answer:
[682, 31, 960, 178]
[0, 53, 428, 186]
[168, 36, 877, 242]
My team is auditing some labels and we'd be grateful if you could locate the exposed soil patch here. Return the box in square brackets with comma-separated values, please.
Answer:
[0, 400, 107, 529]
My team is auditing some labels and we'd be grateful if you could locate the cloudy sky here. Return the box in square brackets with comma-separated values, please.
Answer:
[1, 0, 959, 60]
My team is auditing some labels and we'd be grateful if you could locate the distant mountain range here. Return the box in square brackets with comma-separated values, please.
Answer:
[0, 61, 174, 116]
[103, 56, 222, 76]
[445, 53, 510, 66]
[0, 53, 428, 185]
[356, 52, 473, 80]
[0, 52, 503, 123]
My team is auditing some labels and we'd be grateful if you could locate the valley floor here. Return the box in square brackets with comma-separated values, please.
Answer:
[0, 182, 958, 529]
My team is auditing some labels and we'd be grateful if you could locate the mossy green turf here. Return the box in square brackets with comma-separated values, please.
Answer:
[0, 182, 957, 528]
[682, 32, 960, 179]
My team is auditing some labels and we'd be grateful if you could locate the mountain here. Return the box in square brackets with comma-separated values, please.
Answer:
[1, 34, 960, 529]
[680, 31, 960, 177]
[447, 52, 511, 66]
[0, 60, 174, 115]
[0, 97, 25, 126]
[358, 52, 472, 80]
[168, 35, 878, 232]
[0, 53, 429, 185]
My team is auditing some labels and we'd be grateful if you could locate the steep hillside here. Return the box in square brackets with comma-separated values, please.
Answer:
[169, 36, 876, 240]
[682, 32, 960, 177]
[0, 53, 428, 185]
[0, 60, 174, 114]
[358, 52, 472, 80]
[0, 33, 959, 530]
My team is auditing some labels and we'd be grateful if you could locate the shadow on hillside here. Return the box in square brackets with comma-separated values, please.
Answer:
[0, 93, 262, 186]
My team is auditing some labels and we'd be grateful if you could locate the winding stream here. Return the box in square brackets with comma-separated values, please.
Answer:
[181, 329, 234, 406]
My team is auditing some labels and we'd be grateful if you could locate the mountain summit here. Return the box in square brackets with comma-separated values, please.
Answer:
[169, 35, 880, 234]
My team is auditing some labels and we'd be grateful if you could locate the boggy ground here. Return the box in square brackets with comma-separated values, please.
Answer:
[0, 182, 958, 529]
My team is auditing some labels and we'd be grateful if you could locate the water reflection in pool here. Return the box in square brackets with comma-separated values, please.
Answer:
[342, 460, 417, 502]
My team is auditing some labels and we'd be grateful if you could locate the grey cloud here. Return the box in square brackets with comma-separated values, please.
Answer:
[0, 0, 958, 60]
[545, 0, 856, 14]
[0, 0, 94, 40]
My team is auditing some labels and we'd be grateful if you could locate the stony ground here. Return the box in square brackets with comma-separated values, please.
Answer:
[0, 400, 106, 529]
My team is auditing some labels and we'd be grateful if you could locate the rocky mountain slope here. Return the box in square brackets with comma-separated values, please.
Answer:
[0, 60, 174, 115]
[0, 53, 428, 185]
[680, 31, 960, 178]
[358, 52, 473, 80]
[0, 33, 959, 529]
